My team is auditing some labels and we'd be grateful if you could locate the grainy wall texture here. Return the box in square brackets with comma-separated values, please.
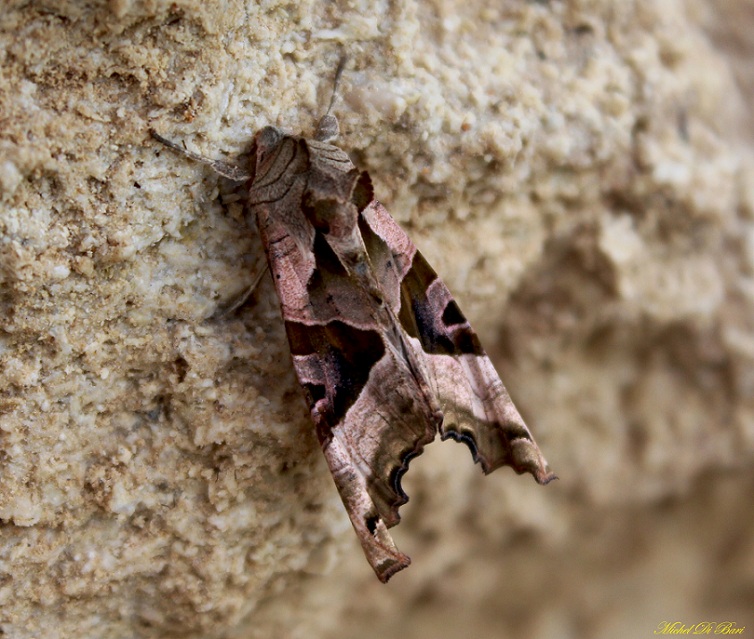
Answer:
[1, 1, 753, 638]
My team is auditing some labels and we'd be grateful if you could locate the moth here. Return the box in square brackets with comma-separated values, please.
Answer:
[151, 69, 555, 583]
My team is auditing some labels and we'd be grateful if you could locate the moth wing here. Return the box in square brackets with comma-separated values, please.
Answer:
[256, 159, 443, 581]
[360, 201, 555, 484]
[285, 317, 442, 582]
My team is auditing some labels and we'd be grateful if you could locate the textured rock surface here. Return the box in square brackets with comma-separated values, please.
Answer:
[1, 1, 753, 638]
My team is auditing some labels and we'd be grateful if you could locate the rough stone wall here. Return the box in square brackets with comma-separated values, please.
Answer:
[1, 1, 752, 638]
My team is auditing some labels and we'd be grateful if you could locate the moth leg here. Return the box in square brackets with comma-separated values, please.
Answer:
[213, 262, 269, 318]
[322, 436, 411, 583]
[150, 129, 252, 182]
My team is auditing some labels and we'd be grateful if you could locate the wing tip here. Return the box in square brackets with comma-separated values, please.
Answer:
[374, 553, 412, 583]
[362, 515, 412, 583]
[507, 435, 557, 485]
[533, 468, 558, 485]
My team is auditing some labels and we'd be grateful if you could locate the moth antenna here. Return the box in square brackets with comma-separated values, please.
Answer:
[315, 53, 347, 143]
[326, 54, 347, 117]
[150, 129, 252, 182]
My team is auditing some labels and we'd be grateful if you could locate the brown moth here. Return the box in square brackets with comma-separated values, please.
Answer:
[151, 74, 555, 583]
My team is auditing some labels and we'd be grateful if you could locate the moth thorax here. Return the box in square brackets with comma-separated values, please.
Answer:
[315, 114, 339, 143]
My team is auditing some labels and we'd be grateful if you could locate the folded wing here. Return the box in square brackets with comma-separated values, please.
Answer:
[360, 201, 555, 484]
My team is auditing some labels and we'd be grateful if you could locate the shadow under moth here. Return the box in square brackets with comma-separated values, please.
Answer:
[152, 76, 555, 583]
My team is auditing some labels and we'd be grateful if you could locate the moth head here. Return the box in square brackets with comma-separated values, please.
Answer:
[248, 125, 286, 181]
